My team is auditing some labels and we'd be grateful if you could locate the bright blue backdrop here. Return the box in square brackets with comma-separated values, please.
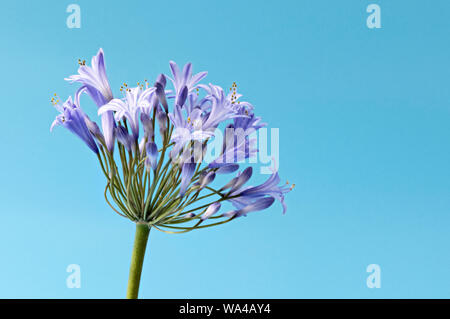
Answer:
[0, 0, 449, 298]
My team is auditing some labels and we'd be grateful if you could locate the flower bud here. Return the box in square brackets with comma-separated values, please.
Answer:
[222, 210, 237, 218]
[140, 113, 154, 141]
[155, 82, 168, 113]
[230, 167, 252, 193]
[155, 73, 166, 88]
[145, 142, 158, 172]
[201, 202, 221, 221]
[84, 116, 104, 142]
[156, 105, 167, 136]
[199, 171, 216, 190]
[139, 137, 146, 154]
[216, 164, 239, 174]
[185, 213, 196, 219]
[116, 125, 132, 151]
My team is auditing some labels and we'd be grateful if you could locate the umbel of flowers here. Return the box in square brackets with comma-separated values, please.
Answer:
[50, 49, 293, 298]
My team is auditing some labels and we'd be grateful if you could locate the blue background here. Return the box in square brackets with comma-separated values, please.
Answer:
[0, 0, 449, 298]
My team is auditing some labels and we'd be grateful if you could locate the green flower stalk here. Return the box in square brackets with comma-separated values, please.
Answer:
[50, 49, 293, 298]
[127, 223, 150, 299]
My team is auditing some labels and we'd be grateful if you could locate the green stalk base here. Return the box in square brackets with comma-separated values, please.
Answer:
[126, 223, 150, 299]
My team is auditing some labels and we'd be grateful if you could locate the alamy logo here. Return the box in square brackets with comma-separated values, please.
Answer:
[366, 264, 381, 288]
[366, 4, 381, 29]
[66, 4, 81, 29]
[169, 127, 280, 174]
[66, 264, 81, 288]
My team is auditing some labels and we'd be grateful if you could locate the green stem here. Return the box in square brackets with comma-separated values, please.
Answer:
[126, 223, 151, 299]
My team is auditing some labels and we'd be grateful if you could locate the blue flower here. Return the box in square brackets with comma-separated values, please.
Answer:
[51, 49, 292, 234]
[233, 108, 266, 134]
[168, 61, 207, 106]
[99, 86, 155, 140]
[208, 106, 264, 169]
[50, 96, 99, 154]
[168, 104, 214, 157]
[231, 171, 292, 214]
[200, 84, 244, 129]
[66, 48, 116, 153]
[67, 49, 113, 103]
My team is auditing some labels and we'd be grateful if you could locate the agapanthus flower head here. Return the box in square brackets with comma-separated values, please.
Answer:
[50, 49, 292, 234]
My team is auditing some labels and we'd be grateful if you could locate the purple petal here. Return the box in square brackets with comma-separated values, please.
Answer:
[169, 61, 181, 85]
[102, 111, 116, 153]
[188, 71, 208, 88]
[182, 63, 192, 84]
[176, 85, 188, 107]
